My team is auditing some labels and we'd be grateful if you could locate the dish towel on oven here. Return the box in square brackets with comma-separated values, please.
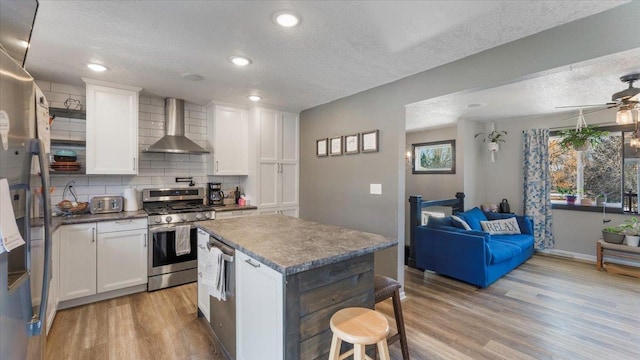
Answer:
[203, 246, 226, 301]
[174, 225, 191, 256]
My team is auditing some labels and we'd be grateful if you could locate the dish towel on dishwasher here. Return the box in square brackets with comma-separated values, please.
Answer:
[202, 246, 226, 301]
[174, 225, 191, 256]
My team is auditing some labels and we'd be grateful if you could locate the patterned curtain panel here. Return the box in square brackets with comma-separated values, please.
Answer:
[523, 129, 554, 249]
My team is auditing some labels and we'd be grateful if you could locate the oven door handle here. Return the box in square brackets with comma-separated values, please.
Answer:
[149, 224, 197, 234]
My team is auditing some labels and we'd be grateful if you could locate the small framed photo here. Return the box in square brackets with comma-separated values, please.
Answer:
[330, 136, 343, 156]
[316, 138, 328, 157]
[361, 130, 379, 153]
[344, 134, 359, 154]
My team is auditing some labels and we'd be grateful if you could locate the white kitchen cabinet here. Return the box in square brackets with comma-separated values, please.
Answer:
[96, 220, 147, 293]
[196, 230, 210, 322]
[206, 104, 249, 175]
[83, 78, 142, 175]
[236, 250, 283, 360]
[254, 108, 299, 215]
[256, 207, 298, 217]
[46, 228, 59, 335]
[58, 219, 147, 302]
[59, 223, 97, 301]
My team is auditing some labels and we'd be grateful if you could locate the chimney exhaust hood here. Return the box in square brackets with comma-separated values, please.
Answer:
[143, 98, 209, 154]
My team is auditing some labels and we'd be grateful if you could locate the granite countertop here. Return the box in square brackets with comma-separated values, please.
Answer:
[213, 204, 258, 212]
[32, 210, 148, 231]
[197, 214, 397, 275]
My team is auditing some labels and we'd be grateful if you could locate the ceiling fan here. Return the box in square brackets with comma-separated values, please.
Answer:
[557, 73, 640, 124]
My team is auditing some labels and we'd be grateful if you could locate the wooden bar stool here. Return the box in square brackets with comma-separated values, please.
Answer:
[329, 307, 391, 360]
[374, 275, 410, 359]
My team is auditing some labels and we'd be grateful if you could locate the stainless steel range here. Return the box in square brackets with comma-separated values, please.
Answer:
[143, 187, 215, 291]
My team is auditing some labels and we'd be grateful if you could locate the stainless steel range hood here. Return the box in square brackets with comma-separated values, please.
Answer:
[143, 98, 209, 154]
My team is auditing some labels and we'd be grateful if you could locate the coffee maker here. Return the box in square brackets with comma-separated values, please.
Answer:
[207, 182, 224, 206]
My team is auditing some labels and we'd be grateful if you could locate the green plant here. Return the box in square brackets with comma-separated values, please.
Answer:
[603, 226, 624, 234]
[558, 125, 608, 150]
[557, 187, 576, 196]
[621, 217, 640, 236]
[474, 130, 507, 144]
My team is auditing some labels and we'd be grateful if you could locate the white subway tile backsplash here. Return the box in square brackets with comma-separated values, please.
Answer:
[149, 97, 164, 106]
[139, 96, 151, 105]
[188, 125, 206, 134]
[150, 113, 164, 122]
[188, 110, 206, 120]
[88, 176, 123, 186]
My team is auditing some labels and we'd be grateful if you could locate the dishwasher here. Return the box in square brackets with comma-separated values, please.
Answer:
[208, 236, 236, 359]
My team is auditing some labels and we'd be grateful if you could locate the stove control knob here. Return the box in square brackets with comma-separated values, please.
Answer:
[165, 216, 172, 223]
[195, 213, 203, 220]
[155, 216, 162, 224]
[181, 215, 187, 221]
[204, 212, 211, 219]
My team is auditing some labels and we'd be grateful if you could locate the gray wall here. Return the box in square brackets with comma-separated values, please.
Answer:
[299, 2, 640, 285]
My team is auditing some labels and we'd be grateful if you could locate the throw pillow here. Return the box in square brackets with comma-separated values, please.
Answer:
[425, 215, 453, 228]
[455, 207, 488, 231]
[480, 217, 521, 235]
[451, 215, 472, 230]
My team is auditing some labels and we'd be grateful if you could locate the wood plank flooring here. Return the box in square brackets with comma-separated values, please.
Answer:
[47, 255, 640, 359]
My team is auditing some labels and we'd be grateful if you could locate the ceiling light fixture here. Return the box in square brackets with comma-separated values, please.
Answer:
[229, 56, 251, 66]
[616, 104, 636, 125]
[248, 95, 262, 102]
[182, 73, 205, 81]
[87, 63, 108, 72]
[274, 11, 300, 27]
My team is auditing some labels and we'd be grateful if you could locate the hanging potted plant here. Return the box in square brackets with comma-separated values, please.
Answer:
[558, 125, 607, 151]
[475, 130, 507, 152]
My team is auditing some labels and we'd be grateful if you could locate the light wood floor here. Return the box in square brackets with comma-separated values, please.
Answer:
[47, 255, 640, 360]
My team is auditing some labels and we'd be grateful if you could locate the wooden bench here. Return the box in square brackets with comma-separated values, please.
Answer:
[596, 240, 640, 278]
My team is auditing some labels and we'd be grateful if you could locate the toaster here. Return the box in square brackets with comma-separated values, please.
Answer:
[90, 195, 124, 214]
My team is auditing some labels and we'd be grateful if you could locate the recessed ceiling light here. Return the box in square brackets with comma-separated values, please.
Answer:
[229, 56, 251, 66]
[274, 11, 300, 27]
[466, 103, 485, 108]
[19, 40, 29, 48]
[87, 63, 108, 72]
[248, 95, 262, 102]
[182, 73, 205, 81]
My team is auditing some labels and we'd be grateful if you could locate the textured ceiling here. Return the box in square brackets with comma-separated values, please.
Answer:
[21, 1, 627, 113]
[405, 48, 640, 132]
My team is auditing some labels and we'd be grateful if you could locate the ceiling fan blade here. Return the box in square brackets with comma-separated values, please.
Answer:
[561, 107, 615, 121]
[555, 104, 608, 109]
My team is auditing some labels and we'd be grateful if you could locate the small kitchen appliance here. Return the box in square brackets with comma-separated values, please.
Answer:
[90, 196, 123, 214]
[142, 187, 215, 291]
[207, 182, 224, 206]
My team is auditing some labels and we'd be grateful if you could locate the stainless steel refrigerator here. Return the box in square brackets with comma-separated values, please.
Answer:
[0, 47, 53, 359]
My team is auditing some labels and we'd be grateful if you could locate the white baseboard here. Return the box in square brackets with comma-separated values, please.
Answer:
[536, 249, 640, 268]
[58, 284, 147, 310]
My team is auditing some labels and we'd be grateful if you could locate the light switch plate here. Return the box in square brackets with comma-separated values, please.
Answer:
[370, 184, 382, 195]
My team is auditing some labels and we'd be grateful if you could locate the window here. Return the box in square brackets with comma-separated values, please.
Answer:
[549, 124, 638, 213]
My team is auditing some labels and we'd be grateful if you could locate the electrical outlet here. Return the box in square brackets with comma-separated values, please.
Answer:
[370, 184, 382, 195]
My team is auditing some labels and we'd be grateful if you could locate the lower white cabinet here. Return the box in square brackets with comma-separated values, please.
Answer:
[214, 209, 257, 220]
[58, 219, 147, 302]
[196, 229, 210, 322]
[236, 250, 283, 360]
[257, 207, 298, 218]
[59, 223, 97, 301]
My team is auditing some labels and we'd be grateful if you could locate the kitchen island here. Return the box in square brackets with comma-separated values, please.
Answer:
[196, 214, 397, 360]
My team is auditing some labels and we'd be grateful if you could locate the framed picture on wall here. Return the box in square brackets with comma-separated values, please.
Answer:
[344, 134, 359, 154]
[361, 130, 379, 153]
[412, 140, 456, 174]
[330, 136, 343, 156]
[317, 138, 328, 157]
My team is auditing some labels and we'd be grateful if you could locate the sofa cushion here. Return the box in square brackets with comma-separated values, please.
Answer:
[480, 217, 521, 235]
[425, 215, 453, 228]
[487, 241, 521, 264]
[492, 234, 534, 253]
[485, 212, 534, 235]
[451, 215, 472, 230]
[455, 207, 488, 231]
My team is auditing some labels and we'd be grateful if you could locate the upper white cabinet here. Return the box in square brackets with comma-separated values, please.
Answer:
[206, 104, 249, 175]
[253, 108, 299, 212]
[83, 78, 142, 175]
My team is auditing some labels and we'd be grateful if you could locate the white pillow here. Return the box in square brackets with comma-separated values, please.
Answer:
[480, 217, 521, 235]
[451, 215, 472, 230]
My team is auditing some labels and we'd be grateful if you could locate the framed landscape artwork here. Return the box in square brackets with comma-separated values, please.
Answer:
[412, 140, 456, 174]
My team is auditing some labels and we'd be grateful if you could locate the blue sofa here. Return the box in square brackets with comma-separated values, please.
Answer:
[414, 207, 534, 288]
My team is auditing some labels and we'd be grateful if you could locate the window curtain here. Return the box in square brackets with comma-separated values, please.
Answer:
[523, 129, 554, 249]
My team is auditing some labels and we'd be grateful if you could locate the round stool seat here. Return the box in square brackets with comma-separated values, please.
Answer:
[330, 307, 389, 345]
